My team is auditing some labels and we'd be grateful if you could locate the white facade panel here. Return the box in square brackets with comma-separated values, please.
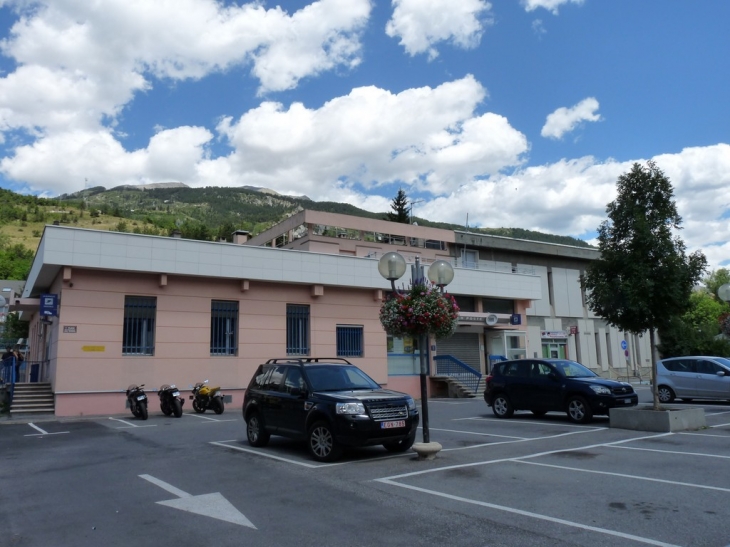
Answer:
[525, 265, 550, 317]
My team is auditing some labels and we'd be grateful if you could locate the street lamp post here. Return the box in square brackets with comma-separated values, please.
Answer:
[377, 252, 454, 448]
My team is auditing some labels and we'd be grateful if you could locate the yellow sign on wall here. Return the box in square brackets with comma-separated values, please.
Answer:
[81, 346, 105, 352]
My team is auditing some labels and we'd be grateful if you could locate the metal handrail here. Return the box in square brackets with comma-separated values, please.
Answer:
[1, 356, 17, 402]
[433, 355, 483, 394]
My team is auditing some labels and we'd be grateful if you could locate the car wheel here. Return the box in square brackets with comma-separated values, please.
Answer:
[383, 431, 416, 453]
[246, 411, 270, 447]
[491, 394, 514, 419]
[308, 420, 342, 462]
[566, 396, 592, 424]
[531, 410, 547, 417]
[657, 385, 675, 404]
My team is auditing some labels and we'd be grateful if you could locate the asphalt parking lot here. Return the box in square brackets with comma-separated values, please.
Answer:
[2, 386, 730, 547]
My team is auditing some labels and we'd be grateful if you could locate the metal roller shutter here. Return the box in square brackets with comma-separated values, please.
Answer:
[436, 333, 481, 371]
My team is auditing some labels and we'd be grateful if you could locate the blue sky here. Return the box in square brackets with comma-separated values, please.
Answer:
[0, 0, 727, 269]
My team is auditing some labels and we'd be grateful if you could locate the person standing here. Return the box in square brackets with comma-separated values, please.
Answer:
[2, 345, 16, 382]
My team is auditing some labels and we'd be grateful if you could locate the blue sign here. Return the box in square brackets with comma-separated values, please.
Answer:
[620, 340, 628, 351]
[510, 314, 522, 325]
[40, 293, 58, 316]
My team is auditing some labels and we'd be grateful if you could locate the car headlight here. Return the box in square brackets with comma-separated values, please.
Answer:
[406, 397, 417, 411]
[336, 402, 366, 415]
[589, 385, 611, 395]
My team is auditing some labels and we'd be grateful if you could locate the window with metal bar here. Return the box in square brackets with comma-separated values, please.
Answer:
[336, 325, 363, 357]
[211, 300, 238, 356]
[123, 296, 156, 355]
[286, 304, 310, 355]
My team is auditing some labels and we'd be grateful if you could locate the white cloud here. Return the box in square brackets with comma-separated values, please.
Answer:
[0, 0, 371, 138]
[385, 0, 492, 59]
[522, 0, 584, 15]
[541, 97, 602, 140]
[412, 144, 730, 271]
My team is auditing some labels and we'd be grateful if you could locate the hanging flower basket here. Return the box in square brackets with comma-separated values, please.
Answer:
[379, 281, 460, 339]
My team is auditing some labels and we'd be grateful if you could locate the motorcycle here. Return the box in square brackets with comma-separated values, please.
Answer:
[126, 384, 148, 420]
[158, 384, 184, 418]
[190, 380, 225, 414]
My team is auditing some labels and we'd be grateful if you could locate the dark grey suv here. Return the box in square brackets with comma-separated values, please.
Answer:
[484, 358, 638, 423]
[242, 358, 419, 462]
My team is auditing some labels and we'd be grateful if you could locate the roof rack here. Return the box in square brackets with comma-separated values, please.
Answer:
[264, 357, 354, 365]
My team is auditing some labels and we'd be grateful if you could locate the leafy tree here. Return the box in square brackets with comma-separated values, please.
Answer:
[703, 268, 730, 301]
[386, 188, 410, 224]
[582, 161, 707, 408]
[0, 241, 34, 279]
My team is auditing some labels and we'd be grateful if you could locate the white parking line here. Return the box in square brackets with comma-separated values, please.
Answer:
[184, 414, 237, 422]
[516, 460, 730, 493]
[24, 423, 69, 437]
[609, 444, 730, 460]
[374, 478, 681, 547]
[427, 427, 529, 440]
[378, 432, 671, 481]
[456, 416, 602, 429]
[108, 417, 156, 428]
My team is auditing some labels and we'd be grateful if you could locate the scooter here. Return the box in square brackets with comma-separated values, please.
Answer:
[190, 380, 225, 414]
[158, 384, 184, 418]
[126, 384, 148, 420]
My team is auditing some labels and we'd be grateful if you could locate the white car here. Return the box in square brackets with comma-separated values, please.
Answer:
[656, 356, 730, 403]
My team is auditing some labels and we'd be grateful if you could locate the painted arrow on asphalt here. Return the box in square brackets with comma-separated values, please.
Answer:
[139, 474, 256, 529]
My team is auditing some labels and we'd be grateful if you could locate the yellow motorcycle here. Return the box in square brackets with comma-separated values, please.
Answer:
[190, 380, 225, 414]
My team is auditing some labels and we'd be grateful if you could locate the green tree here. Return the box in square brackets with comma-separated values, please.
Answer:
[0, 241, 34, 279]
[582, 161, 707, 409]
[386, 188, 410, 223]
[702, 268, 730, 300]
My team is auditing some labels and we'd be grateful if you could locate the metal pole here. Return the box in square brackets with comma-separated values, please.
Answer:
[419, 332, 430, 443]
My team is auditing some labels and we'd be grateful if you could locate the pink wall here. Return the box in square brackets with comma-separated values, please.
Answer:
[47, 268, 392, 416]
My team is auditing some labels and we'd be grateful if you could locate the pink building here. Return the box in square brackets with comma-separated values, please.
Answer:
[15, 213, 543, 417]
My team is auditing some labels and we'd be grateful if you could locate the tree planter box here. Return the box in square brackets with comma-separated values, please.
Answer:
[609, 405, 706, 432]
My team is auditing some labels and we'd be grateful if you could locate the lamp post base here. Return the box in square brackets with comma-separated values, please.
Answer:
[412, 441, 442, 460]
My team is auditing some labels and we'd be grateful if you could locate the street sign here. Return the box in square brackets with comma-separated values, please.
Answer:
[620, 340, 628, 351]
[40, 293, 59, 316]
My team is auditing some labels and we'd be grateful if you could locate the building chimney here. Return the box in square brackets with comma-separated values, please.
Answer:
[171, 229, 182, 238]
[233, 230, 250, 244]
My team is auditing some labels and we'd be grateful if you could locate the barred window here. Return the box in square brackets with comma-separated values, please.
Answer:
[123, 296, 156, 355]
[337, 325, 363, 357]
[286, 304, 310, 355]
[211, 300, 238, 356]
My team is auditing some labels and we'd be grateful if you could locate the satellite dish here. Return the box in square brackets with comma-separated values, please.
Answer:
[486, 314, 498, 326]
[718, 283, 730, 303]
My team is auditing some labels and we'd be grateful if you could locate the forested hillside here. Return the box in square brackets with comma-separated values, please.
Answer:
[0, 184, 592, 280]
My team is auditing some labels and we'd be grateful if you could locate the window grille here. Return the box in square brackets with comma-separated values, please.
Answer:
[337, 325, 363, 357]
[123, 296, 156, 355]
[211, 300, 238, 356]
[286, 304, 310, 355]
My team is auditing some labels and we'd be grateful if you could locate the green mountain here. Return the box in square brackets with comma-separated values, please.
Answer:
[56, 184, 593, 247]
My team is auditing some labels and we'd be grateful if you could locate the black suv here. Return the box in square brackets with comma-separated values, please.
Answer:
[484, 358, 638, 424]
[242, 358, 419, 462]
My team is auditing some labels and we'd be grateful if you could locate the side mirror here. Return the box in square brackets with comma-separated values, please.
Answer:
[717, 370, 726, 377]
[548, 372, 558, 381]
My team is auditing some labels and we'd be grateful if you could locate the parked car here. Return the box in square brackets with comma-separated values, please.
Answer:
[242, 358, 419, 462]
[655, 356, 730, 403]
[484, 358, 638, 424]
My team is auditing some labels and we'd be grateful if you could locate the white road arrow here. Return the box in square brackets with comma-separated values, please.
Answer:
[139, 474, 256, 529]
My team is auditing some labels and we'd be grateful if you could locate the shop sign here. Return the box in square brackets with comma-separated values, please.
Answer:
[541, 330, 567, 339]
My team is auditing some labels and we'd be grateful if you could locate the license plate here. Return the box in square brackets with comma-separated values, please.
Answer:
[381, 420, 406, 429]
[136, 395, 145, 401]
[623, 398, 632, 404]
[172, 392, 180, 397]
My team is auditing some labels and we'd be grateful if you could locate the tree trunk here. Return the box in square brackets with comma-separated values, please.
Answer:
[649, 328, 659, 410]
